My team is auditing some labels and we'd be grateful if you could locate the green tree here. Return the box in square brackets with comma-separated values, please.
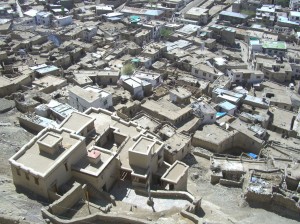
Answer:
[160, 28, 172, 39]
[122, 63, 135, 76]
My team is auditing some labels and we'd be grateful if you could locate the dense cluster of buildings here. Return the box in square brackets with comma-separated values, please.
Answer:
[1, 0, 300, 222]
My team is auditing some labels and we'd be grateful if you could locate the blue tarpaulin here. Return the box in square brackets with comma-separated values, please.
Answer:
[216, 112, 227, 118]
[247, 153, 258, 159]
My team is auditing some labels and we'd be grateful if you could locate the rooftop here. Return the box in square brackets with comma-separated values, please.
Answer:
[170, 87, 192, 99]
[219, 11, 248, 19]
[59, 111, 95, 134]
[73, 147, 115, 176]
[161, 161, 188, 183]
[185, 7, 208, 16]
[193, 124, 234, 144]
[131, 137, 155, 154]
[69, 85, 111, 103]
[262, 41, 287, 50]
[10, 129, 84, 176]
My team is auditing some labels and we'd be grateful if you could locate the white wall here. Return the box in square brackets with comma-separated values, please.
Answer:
[55, 16, 73, 27]
[69, 91, 112, 112]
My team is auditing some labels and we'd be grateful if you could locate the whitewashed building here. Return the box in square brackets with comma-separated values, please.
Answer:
[69, 85, 113, 112]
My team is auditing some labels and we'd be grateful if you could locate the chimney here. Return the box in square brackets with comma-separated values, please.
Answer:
[87, 148, 101, 164]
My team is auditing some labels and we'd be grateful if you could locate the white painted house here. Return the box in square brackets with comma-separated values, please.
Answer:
[227, 69, 264, 84]
[133, 71, 163, 88]
[190, 101, 216, 125]
[36, 11, 53, 26]
[69, 85, 113, 112]
[191, 63, 223, 82]
[54, 15, 73, 27]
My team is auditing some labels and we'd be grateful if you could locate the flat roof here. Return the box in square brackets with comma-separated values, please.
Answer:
[69, 85, 110, 103]
[218, 101, 237, 111]
[193, 124, 233, 144]
[33, 75, 66, 87]
[219, 11, 248, 19]
[186, 7, 208, 16]
[48, 100, 77, 119]
[170, 87, 192, 99]
[59, 111, 95, 133]
[73, 147, 114, 176]
[262, 41, 286, 50]
[85, 108, 113, 134]
[176, 24, 201, 35]
[11, 129, 84, 176]
[141, 100, 193, 120]
[161, 161, 188, 183]
[290, 11, 300, 17]
[36, 65, 59, 74]
[131, 137, 155, 154]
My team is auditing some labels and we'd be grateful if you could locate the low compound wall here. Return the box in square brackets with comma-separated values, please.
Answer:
[49, 183, 86, 216]
[135, 188, 195, 203]
[135, 188, 203, 224]
[219, 178, 243, 188]
[246, 191, 300, 214]
[272, 193, 300, 213]
[42, 209, 151, 224]
[180, 209, 201, 224]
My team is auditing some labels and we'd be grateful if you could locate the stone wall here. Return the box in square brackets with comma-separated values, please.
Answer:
[245, 191, 300, 214]
[42, 208, 151, 224]
[219, 178, 243, 188]
[49, 183, 86, 216]
[135, 188, 195, 203]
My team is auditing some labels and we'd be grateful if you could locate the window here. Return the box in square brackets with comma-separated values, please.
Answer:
[104, 99, 108, 105]
[34, 177, 39, 185]
[16, 168, 21, 176]
[64, 163, 68, 172]
[194, 69, 199, 74]
[256, 76, 261, 79]
[211, 115, 214, 119]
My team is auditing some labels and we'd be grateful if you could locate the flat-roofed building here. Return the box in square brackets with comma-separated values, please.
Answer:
[141, 99, 193, 125]
[169, 87, 192, 104]
[128, 136, 164, 188]
[164, 132, 191, 164]
[216, 101, 237, 115]
[192, 63, 223, 82]
[219, 11, 248, 24]
[161, 161, 189, 191]
[268, 107, 297, 138]
[69, 85, 113, 112]
[262, 41, 287, 57]
[192, 124, 236, 153]
[72, 70, 120, 85]
[121, 77, 152, 99]
[133, 71, 163, 88]
[212, 88, 245, 105]
[72, 146, 120, 192]
[190, 101, 217, 125]
[32, 75, 67, 93]
[227, 69, 264, 84]
[59, 111, 96, 137]
[185, 7, 209, 25]
[9, 128, 86, 199]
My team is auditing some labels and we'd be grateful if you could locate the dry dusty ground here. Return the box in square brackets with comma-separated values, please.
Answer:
[0, 109, 45, 224]
[183, 153, 300, 224]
